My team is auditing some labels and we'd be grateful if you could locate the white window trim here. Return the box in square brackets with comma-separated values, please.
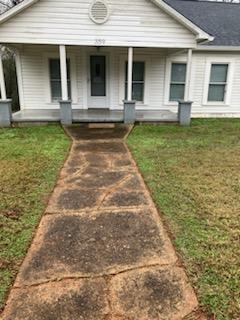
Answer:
[43, 52, 78, 105]
[164, 57, 189, 106]
[119, 54, 150, 107]
[202, 58, 235, 106]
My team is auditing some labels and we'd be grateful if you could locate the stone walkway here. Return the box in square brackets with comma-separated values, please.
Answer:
[2, 125, 200, 320]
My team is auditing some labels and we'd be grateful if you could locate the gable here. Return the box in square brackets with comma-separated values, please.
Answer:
[0, 0, 201, 48]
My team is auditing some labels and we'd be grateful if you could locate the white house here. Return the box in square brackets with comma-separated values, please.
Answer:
[0, 0, 240, 125]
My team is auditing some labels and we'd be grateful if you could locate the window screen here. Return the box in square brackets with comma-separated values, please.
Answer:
[169, 63, 187, 101]
[208, 64, 228, 102]
[125, 61, 145, 102]
[49, 59, 71, 101]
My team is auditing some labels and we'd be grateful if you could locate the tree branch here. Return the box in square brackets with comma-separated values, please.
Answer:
[0, 1, 11, 9]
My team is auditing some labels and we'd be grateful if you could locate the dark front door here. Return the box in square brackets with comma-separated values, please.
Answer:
[89, 55, 107, 108]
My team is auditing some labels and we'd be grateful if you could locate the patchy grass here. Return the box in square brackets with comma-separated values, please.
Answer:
[127, 119, 240, 320]
[0, 126, 70, 311]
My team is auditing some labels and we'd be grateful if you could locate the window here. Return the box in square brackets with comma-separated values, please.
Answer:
[125, 61, 145, 102]
[49, 59, 71, 101]
[208, 64, 228, 102]
[169, 63, 186, 101]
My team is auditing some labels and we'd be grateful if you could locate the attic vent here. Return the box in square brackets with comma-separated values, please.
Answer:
[89, 0, 109, 24]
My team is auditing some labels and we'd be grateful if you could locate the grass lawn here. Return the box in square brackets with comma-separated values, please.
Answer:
[127, 119, 240, 320]
[0, 126, 70, 311]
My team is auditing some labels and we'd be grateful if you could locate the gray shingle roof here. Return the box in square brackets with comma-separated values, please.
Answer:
[163, 0, 240, 46]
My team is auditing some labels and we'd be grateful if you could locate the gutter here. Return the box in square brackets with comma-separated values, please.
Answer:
[196, 45, 240, 52]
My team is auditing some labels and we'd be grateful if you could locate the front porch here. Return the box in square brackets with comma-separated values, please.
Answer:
[12, 108, 178, 124]
[0, 45, 193, 127]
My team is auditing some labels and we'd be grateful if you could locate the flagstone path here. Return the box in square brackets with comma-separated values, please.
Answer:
[2, 125, 202, 320]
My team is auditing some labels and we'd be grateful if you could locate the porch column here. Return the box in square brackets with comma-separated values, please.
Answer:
[127, 47, 133, 101]
[59, 45, 72, 125]
[0, 51, 12, 127]
[185, 48, 192, 101]
[124, 47, 136, 124]
[178, 49, 193, 126]
[0, 52, 6, 100]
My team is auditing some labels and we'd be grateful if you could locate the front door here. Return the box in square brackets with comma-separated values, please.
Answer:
[88, 55, 107, 108]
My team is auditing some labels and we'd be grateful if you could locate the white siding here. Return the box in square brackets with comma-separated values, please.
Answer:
[20, 46, 45, 109]
[18, 45, 240, 116]
[163, 51, 240, 117]
[0, 0, 196, 48]
[18, 45, 169, 110]
[189, 52, 240, 117]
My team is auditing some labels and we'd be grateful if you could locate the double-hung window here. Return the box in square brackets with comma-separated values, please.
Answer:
[208, 64, 228, 102]
[169, 63, 187, 101]
[125, 61, 145, 102]
[49, 59, 71, 102]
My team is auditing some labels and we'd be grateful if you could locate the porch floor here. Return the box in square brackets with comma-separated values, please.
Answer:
[12, 109, 178, 123]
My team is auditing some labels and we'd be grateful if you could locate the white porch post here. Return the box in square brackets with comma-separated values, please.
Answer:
[0, 52, 7, 100]
[185, 48, 192, 101]
[179, 48, 193, 126]
[59, 45, 68, 100]
[0, 49, 12, 127]
[124, 47, 135, 124]
[59, 45, 72, 125]
[127, 47, 133, 101]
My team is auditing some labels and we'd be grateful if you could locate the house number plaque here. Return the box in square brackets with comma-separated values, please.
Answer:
[95, 39, 106, 45]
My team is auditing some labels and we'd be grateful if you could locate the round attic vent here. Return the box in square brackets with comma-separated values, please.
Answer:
[89, 0, 109, 24]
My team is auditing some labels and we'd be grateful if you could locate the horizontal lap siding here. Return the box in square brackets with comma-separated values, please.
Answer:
[190, 52, 240, 115]
[76, 48, 84, 107]
[19, 46, 240, 115]
[148, 53, 165, 109]
[20, 46, 45, 109]
[109, 47, 124, 109]
[0, 0, 196, 47]
[107, 47, 167, 110]
[20, 45, 84, 109]
[20, 45, 168, 110]
[162, 51, 240, 116]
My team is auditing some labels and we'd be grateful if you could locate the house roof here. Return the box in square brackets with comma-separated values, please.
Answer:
[163, 0, 240, 46]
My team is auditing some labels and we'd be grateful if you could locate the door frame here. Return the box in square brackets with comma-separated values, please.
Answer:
[87, 51, 110, 109]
